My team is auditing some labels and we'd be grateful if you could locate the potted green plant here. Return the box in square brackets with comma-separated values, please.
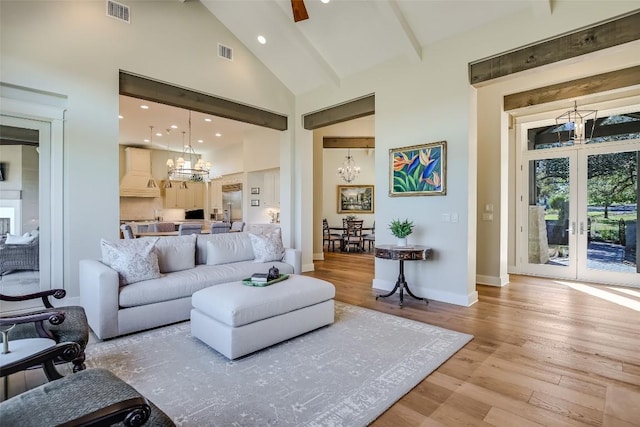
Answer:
[388, 218, 414, 246]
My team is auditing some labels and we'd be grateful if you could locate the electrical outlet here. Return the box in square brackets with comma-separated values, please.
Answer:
[451, 213, 459, 223]
[441, 213, 451, 222]
[482, 213, 493, 221]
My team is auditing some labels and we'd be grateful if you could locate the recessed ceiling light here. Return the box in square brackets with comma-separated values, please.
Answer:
[197, 139, 204, 143]
[140, 105, 149, 110]
[204, 118, 212, 122]
[321, 0, 330, 3]
[257, 35, 266, 45]
[144, 138, 150, 143]
[170, 125, 178, 129]
[215, 133, 222, 137]
[155, 132, 163, 137]
[118, 115, 124, 119]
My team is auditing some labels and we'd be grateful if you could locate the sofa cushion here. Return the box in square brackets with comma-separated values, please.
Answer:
[100, 238, 161, 286]
[199, 232, 255, 266]
[145, 234, 196, 273]
[118, 260, 295, 308]
[248, 229, 285, 262]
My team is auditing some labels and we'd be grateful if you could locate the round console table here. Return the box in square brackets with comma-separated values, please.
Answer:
[374, 245, 433, 307]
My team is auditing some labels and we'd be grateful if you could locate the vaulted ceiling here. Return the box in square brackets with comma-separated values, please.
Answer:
[120, 0, 551, 150]
[200, 0, 546, 95]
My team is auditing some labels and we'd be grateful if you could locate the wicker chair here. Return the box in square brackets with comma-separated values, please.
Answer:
[0, 235, 39, 275]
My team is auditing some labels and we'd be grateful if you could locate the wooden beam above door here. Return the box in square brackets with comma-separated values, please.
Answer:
[323, 137, 375, 149]
[469, 11, 640, 85]
[504, 65, 640, 111]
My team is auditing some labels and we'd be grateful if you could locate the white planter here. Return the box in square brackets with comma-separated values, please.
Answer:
[396, 237, 407, 247]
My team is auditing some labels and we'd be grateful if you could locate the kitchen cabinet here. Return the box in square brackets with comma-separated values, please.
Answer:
[262, 170, 280, 207]
[163, 182, 204, 209]
[210, 179, 222, 210]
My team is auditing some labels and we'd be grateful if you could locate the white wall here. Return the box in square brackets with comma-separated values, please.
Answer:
[296, 2, 640, 306]
[0, 1, 294, 297]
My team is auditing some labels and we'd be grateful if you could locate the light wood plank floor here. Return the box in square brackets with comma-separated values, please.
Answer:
[304, 251, 640, 427]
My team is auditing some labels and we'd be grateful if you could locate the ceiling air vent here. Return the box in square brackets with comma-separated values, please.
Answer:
[106, 0, 130, 23]
[218, 43, 233, 61]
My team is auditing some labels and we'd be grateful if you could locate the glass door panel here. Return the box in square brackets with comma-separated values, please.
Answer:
[523, 153, 577, 279]
[579, 149, 639, 285]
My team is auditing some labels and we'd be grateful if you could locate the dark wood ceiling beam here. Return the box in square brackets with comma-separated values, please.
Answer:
[469, 11, 640, 85]
[303, 94, 375, 130]
[504, 65, 640, 111]
[323, 137, 375, 149]
[119, 71, 288, 131]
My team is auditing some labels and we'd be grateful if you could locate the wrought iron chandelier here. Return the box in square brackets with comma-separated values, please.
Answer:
[167, 111, 211, 182]
[337, 148, 360, 183]
[555, 101, 597, 145]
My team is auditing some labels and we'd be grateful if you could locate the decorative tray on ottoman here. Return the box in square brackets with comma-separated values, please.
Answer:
[242, 274, 289, 287]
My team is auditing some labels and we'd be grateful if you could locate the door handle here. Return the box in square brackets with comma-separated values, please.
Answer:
[579, 222, 585, 235]
[566, 222, 576, 235]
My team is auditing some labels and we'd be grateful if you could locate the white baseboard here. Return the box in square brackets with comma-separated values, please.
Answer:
[302, 263, 315, 273]
[313, 252, 325, 261]
[372, 278, 478, 307]
[476, 274, 509, 287]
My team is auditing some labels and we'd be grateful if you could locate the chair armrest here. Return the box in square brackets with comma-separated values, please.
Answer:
[0, 309, 66, 328]
[0, 289, 66, 308]
[0, 341, 81, 378]
[59, 396, 150, 427]
[79, 259, 121, 340]
[283, 248, 301, 274]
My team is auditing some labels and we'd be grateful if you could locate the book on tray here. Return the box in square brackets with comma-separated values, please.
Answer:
[250, 273, 269, 282]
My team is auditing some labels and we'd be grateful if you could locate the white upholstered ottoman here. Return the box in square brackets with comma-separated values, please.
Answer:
[190, 274, 335, 359]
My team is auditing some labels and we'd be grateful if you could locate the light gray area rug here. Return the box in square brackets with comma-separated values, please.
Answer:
[85, 302, 473, 426]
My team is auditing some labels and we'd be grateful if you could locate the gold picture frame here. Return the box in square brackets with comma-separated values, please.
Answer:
[389, 140, 446, 196]
[337, 185, 374, 214]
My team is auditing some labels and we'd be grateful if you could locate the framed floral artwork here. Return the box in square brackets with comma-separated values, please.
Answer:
[389, 140, 446, 196]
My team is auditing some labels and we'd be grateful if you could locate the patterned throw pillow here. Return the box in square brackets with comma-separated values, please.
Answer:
[248, 229, 285, 263]
[100, 238, 161, 286]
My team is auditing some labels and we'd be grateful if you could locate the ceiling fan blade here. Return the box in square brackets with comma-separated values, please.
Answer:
[291, 0, 309, 22]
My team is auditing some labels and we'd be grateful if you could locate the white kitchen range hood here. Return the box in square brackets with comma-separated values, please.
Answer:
[120, 147, 160, 198]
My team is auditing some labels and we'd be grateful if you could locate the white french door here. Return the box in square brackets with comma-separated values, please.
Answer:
[517, 105, 639, 287]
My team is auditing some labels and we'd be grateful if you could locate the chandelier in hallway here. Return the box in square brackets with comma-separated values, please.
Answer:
[555, 101, 597, 144]
[337, 148, 360, 183]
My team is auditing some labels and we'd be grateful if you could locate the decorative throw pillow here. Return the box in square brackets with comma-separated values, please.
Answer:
[100, 238, 161, 286]
[5, 233, 36, 245]
[248, 229, 285, 263]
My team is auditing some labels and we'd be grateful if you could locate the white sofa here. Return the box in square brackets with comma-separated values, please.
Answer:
[79, 232, 301, 340]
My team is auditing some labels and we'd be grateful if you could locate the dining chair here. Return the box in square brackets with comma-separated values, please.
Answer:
[322, 219, 342, 252]
[363, 221, 375, 251]
[343, 220, 364, 252]
[210, 222, 231, 234]
[120, 224, 135, 239]
[230, 221, 245, 232]
[151, 222, 176, 233]
[178, 223, 202, 235]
